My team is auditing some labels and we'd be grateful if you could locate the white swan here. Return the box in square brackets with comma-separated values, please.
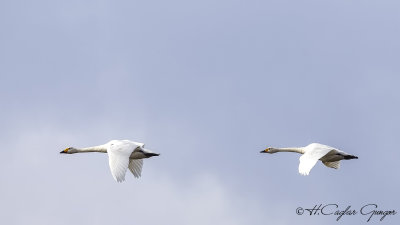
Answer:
[260, 143, 358, 175]
[60, 140, 160, 182]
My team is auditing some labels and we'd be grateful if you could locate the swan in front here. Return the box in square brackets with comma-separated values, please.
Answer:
[260, 143, 358, 175]
[60, 140, 160, 182]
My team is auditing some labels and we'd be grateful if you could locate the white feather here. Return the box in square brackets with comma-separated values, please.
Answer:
[107, 140, 140, 182]
[323, 161, 341, 169]
[128, 159, 143, 178]
[298, 144, 335, 175]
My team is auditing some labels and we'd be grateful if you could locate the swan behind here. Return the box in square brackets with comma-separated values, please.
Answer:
[260, 143, 358, 175]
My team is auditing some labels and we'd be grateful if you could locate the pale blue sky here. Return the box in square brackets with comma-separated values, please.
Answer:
[1, 0, 399, 224]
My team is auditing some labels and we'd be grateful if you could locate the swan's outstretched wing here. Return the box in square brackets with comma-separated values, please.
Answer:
[323, 161, 341, 169]
[128, 159, 143, 178]
[299, 147, 334, 175]
[107, 141, 139, 182]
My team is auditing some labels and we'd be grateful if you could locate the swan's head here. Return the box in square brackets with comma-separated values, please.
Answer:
[60, 147, 78, 154]
[260, 147, 278, 154]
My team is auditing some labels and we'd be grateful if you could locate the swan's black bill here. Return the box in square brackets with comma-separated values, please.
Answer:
[260, 150, 266, 153]
[60, 150, 67, 154]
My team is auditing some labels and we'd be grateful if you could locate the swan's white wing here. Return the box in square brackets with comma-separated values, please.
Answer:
[107, 141, 139, 182]
[299, 148, 334, 175]
[323, 161, 341, 169]
[128, 159, 143, 178]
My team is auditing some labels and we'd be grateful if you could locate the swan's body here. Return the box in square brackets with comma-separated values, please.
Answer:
[260, 143, 358, 175]
[60, 140, 160, 182]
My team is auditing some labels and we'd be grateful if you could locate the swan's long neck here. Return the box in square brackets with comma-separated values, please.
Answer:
[271, 147, 305, 154]
[75, 144, 107, 153]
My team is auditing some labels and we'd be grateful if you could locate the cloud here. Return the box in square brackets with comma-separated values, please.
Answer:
[0, 124, 272, 225]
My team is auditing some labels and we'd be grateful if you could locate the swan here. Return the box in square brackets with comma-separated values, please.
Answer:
[260, 143, 358, 175]
[60, 140, 160, 182]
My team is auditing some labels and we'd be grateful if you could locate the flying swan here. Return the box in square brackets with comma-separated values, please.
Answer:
[260, 143, 358, 175]
[60, 140, 160, 182]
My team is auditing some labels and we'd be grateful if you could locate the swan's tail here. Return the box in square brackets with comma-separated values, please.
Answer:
[145, 152, 160, 157]
[142, 148, 160, 157]
[343, 155, 358, 160]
